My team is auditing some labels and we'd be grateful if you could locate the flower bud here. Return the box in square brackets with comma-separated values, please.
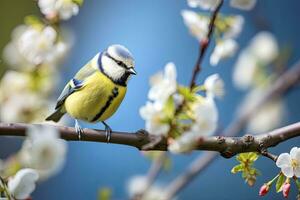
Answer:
[247, 176, 256, 187]
[259, 184, 269, 196]
[282, 182, 291, 198]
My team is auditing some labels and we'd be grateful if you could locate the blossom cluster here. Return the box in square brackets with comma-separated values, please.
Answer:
[258, 147, 300, 198]
[1, 0, 82, 123]
[0, 0, 81, 198]
[140, 63, 224, 153]
[0, 126, 67, 199]
[232, 147, 300, 198]
[233, 32, 285, 133]
[181, 0, 256, 66]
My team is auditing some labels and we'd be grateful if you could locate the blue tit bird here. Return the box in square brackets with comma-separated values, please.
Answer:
[46, 44, 136, 141]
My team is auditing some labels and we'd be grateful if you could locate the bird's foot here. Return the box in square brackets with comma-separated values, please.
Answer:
[102, 121, 112, 143]
[75, 120, 84, 140]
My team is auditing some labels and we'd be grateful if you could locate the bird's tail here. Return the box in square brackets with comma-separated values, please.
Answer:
[45, 109, 65, 122]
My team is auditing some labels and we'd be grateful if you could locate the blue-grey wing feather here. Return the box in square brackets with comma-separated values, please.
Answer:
[55, 60, 98, 109]
[55, 79, 84, 109]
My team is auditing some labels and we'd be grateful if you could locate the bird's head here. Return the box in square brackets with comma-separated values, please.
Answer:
[99, 44, 136, 86]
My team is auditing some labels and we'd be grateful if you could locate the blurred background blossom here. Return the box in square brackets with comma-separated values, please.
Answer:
[233, 31, 285, 134]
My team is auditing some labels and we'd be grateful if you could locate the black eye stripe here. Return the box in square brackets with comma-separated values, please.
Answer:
[105, 52, 128, 69]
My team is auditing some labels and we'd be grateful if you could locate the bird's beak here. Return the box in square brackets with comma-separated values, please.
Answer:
[127, 67, 137, 75]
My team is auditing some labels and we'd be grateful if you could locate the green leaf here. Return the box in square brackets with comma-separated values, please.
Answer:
[191, 85, 205, 93]
[248, 152, 259, 162]
[177, 113, 191, 120]
[242, 171, 247, 179]
[255, 169, 261, 176]
[98, 187, 112, 200]
[276, 173, 285, 193]
[163, 96, 175, 119]
[73, 0, 84, 6]
[233, 153, 260, 186]
[231, 164, 244, 174]
[24, 15, 43, 26]
[295, 179, 300, 190]
[236, 153, 247, 162]
[178, 86, 194, 101]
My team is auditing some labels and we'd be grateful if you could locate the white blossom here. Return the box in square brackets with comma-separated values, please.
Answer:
[223, 15, 244, 39]
[3, 25, 32, 70]
[139, 102, 169, 136]
[276, 147, 300, 178]
[18, 26, 66, 65]
[210, 39, 238, 66]
[232, 50, 257, 90]
[230, 0, 257, 10]
[3, 25, 67, 70]
[204, 74, 225, 98]
[247, 99, 284, 134]
[187, 0, 221, 10]
[127, 175, 148, 198]
[38, 0, 79, 20]
[181, 10, 209, 41]
[7, 168, 39, 199]
[249, 31, 279, 65]
[148, 62, 177, 106]
[233, 32, 279, 90]
[20, 126, 67, 179]
[168, 131, 198, 153]
[192, 97, 218, 135]
[172, 93, 184, 107]
[0, 70, 30, 100]
[169, 97, 218, 153]
[0, 92, 49, 123]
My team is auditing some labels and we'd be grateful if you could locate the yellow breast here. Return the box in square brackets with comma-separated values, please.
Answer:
[64, 71, 127, 122]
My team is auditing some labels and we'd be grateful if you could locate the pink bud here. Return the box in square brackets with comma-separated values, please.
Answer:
[200, 38, 209, 48]
[259, 184, 269, 196]
[282, 182, 291, 198]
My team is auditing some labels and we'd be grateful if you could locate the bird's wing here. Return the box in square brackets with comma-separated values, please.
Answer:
[55, 78, 84, 109]
[74, 61, 98, 80]
[55, 62, 98, 109]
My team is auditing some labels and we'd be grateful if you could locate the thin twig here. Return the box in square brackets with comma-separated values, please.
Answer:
[141, 1, 225, 191]
[136, 152, 167, 200]
[259, 150, 278, 162]
[189, 0, 224, 89]
[163, 152, 217, 199]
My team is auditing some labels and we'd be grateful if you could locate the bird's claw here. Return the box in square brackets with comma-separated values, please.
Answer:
[102, 122, 112, 143]
[75, 120, 84, 140]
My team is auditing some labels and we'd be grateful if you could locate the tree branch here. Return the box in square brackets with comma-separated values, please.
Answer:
[163, 58, 300, 198]
[135, 152, 167, 200]
[0, 121, 299, 154]
[163, 152, 218, 199]
[189, 0, 224, 89]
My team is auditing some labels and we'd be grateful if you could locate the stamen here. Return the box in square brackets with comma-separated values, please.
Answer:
[291, 159, 298, 168]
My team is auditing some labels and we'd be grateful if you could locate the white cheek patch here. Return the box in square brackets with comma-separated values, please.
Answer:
[101, 56, 126, 80]
[107, 45, 135, 68]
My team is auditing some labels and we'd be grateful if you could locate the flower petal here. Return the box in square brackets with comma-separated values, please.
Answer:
[281, 166, 294, 178]
[164, 62, 177, 82]
[294, 166, 300, 178]
[276, 153, 291, 168]
[230, 0, 257, 10]
[290, 147, 299, 159]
